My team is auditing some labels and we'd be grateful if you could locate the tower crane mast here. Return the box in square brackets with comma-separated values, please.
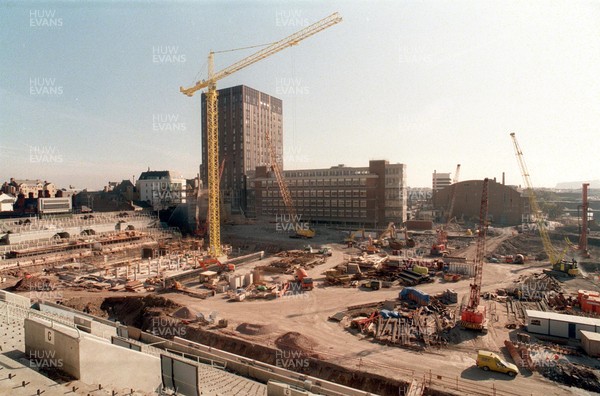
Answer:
[181, 13, 342, 256]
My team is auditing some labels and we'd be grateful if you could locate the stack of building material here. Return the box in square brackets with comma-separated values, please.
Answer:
[399, 287, 430, 306]
[125, 280, 145, 292]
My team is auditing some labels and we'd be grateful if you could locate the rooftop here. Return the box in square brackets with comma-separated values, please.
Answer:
[525, 309, 600, 326]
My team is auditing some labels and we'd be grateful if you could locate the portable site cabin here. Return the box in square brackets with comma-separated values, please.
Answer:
[580, 330, 600, 357]
[525, 310, 600, 340]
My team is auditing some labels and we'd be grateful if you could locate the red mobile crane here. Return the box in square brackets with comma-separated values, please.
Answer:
[459, 178, 489, 332]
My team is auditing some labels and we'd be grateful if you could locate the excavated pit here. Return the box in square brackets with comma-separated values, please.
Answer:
[97, 295, 415, 395]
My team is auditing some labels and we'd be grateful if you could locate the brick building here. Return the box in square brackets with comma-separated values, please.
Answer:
[247, 160, 407, 226]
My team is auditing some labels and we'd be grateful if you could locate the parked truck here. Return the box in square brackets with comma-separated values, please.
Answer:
[294, 268, 314, 291]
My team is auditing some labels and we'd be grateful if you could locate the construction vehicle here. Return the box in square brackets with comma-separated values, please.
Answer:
[196, 257, 235, 273]
[510, 133, 578, 276]
[344, 229, 365, 247]
[504, 254, 525, 264]
[267, 124, 316, 239]
[432, 164, 462, 255]
[303, 245, 330, 255]
[362, 280, 382, 290]
[180, 13, 342, 256]
[459, 178, 489, 332]
[430, 228, 448, 256]
[294, 268, 313, 291]
[360, 236, 380, 254]
[373, 222, 395, 247]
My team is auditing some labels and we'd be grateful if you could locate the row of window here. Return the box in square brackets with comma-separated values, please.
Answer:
[259, 178, 368, 187]
[286, 170, 370, 177]
[262, 190, 367, 198]
[260, 199, 367, 208]
[261, 208, 368, 218]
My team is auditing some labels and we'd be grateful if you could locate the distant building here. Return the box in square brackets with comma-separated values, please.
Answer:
[1, 178, 61, 199]
[432, 171, 451, 192]
[136, 170, 186, 210]
[248, 160, 407, 226]
[201, 85, 283, 213]
[0, 193, 16, 212]
[433, 179, 526, 225]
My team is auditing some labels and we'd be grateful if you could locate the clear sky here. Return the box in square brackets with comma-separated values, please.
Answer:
[1, 1, 599, 190]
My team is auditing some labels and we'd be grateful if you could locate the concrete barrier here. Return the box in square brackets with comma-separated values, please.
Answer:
[24, 317, 161, 392]
[0, 290, 31, 308]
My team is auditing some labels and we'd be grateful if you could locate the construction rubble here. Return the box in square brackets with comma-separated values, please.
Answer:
[335, 288, 459, 350]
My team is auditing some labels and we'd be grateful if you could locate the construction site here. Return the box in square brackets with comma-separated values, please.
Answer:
[2, 166, 600, 396]
[3, 4, 600, 396]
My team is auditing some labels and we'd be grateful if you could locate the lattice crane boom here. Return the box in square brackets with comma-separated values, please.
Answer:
[181, 13, 342, 256]
[180, 12, 342, 97]
[446, 163, 461, 224]
[468, 178, 488, 310]
[510, 133, 561, 263]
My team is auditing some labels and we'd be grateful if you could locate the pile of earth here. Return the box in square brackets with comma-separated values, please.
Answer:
[171, 306, 199, 320]
[236, 322, 277, 336]
[275, 331, 319, 358]
[13, 275, 59, 292]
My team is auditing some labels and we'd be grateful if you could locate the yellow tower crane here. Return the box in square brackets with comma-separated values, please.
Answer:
[181, 13, 342, 257]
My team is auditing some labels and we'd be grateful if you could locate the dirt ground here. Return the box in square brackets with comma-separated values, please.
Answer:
[12, 223, 600, 396]
[153, 225, 597, 395]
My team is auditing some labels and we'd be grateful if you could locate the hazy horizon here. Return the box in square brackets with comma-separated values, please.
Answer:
[2, 1, 599, 190]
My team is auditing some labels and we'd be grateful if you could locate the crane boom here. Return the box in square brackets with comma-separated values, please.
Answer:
[266, 125, 296, 221]
[510, 133, 562, 263]
[180, 12, 342, 97]
[181, 13, 342, 256]
[468, 178, 488, 310]
[446, 163, 461, 223]
[459, 178, 489, 332]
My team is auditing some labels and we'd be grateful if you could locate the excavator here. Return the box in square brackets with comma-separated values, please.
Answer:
[344, 229, 365, 247]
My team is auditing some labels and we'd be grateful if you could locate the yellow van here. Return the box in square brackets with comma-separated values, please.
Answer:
[476, 350, 519, 377]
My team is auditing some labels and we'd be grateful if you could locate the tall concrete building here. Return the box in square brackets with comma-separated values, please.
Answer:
[201, 85, 283, 213]
[432, 171, 452, 192]
[248, 160, 407, 226]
